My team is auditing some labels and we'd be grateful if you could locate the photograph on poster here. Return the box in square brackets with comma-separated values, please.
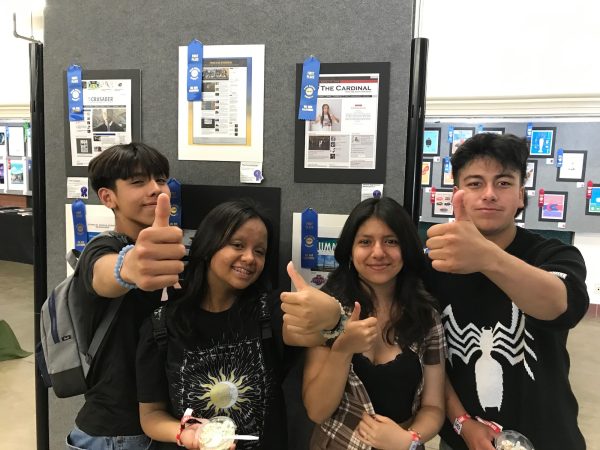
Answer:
[423, 128, 441, 155]
[524, 160, 537, 189]
[450, 128, 475, 154]
[310, 100, 342, 132]
[432, 189, 454, 217]
[529, 127, 556, 157]
[539, 191, 568, 222]
[441, 161, 454, 187]
[92, 108, 126, 132]
[7, 159, 25, 191]
[291, 212, 348, 288]
[421, 159, 432, 186]
[178, 45, 265, 162]
[586, 185, 600, 216]
[557, 150, 587, 182]
[482, 127, 505, 135]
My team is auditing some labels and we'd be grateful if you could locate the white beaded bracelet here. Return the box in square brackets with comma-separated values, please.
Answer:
[114, 244, 137, 290]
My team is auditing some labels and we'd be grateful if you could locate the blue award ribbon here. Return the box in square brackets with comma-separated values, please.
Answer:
[67, 64, 84, 121]
[167, 178, 182, 227]
[297, 56, 321, 120]
[71, 199, 88, 252]
[448, 126, 454, 143]
[187, 39, 204, 102]
[444, 157, 451, 175]
[300, 208, 318, 269]
[526, 123, 533, 141]
[556, 148, 564, 167]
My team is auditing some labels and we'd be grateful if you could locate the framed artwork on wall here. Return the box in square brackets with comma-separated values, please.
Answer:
[538, 191, 568, 222]
[515, 207, 526, 223]
[441, 159, 454, 187]
[423, 128, 441, 155]
[524, 160, 537, 189]
[432, 189, 454, 217]
[421, 159, 433, 186]
[556, 150, 587, 182]
[450, 127, 475, 154]
[529, 127, 556, 158]
[585, 185, 600, 216]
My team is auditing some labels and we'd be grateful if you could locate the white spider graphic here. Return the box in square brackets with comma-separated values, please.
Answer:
[442, 303, 537, 410]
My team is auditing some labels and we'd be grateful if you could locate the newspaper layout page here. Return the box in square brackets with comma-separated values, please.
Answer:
[304, 73, 379, 170]
[70, 79, 132, 166]
[192, 58, 249, 145]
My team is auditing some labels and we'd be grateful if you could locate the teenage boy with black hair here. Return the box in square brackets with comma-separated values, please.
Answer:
[425, 133, 589, 450]
[66, 142, 186, 450]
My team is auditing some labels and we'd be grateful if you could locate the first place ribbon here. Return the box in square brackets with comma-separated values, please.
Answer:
[67, 64, 84, 121]
[187, 39, 204, 102]
[71, 199, 88, 252]
[297, 56, 320, 120]
[300, 208, 318, 269]
[167, 178, 182, 227]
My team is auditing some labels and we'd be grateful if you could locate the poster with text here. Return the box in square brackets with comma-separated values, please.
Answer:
[178, 45, 264, 162]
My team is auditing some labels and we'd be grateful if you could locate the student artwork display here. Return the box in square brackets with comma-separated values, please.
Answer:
[586, 185, 600, 216]
[538, 191, 568, 222]
[432, 189, 454, 217]
[441, 158, 454, 187]
[556, 150, 587, 182]
[515, 208, 525, 223]
[423, 128, 441, 155]
[529, 127, 556, 157]
[7, 158, 25, 192]
[178, 44, 265, 162]
[450, 127, 474, 154]
[7, 126, 26, 157]
[294, 62, 390, 183]
[421, 159, 432, 186]
[524, 160, 537, 189]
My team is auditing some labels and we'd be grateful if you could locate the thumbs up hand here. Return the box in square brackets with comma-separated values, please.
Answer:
[281, 262, 343, 338]
[119, 193, 186, 291]
[425, 190, 498, 274]
[331, 302, 378, 355]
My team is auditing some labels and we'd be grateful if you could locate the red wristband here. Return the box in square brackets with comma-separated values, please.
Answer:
[453, 413, 471, 435]
[475, 416, 503, 433]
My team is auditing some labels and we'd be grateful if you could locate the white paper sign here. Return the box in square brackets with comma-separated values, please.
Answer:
[361, 183, 384, 201]
[240, 162, 264, 184]
[67, 177, 90, 199]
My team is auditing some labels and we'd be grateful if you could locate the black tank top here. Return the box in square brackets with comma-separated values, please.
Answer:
[352, 350, 422, 423]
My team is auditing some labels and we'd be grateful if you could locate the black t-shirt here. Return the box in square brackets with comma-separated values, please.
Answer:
[136, 293, 290, 449]
[73, 234, 162, 436]
[425, 227, 589, 450]
[352, 351, 421, 423]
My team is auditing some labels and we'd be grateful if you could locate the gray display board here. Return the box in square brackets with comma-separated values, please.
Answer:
[420, 121, 600, 233]
[43, 1, 415, 448]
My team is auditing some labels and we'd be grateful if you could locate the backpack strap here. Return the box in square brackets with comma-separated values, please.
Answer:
[84, 298, 123, 376]
[151, 306, 168, 350]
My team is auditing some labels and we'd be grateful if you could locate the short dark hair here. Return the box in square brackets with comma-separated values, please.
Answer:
[451, 132, 528, 185]
[88, 142, 169, 193]
[173, 199, 275, 338]
[323, 197, 438, 349]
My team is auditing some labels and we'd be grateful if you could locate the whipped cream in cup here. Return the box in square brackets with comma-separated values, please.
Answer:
[197, 416, 236, 450]
[494, 430, 534, 450]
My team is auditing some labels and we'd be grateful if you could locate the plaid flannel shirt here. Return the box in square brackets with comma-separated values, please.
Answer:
[311, 311, 446, 450]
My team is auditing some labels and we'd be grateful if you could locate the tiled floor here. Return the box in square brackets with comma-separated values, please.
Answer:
[0, 260, 599, 449]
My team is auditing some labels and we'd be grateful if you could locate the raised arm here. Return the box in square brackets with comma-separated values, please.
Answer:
[302, 303, 377, 423]
[92, 193, 185, 297]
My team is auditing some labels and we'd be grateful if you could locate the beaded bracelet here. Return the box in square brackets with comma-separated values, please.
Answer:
[114, 244, 137, 290]
[320, 299, 349, 341]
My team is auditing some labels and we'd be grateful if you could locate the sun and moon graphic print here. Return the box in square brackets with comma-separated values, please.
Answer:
[172, 335, 271, 448]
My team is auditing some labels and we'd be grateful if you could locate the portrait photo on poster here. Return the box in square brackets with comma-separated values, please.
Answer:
[538, 191, 568, 222]
[556, 150, 587, 182]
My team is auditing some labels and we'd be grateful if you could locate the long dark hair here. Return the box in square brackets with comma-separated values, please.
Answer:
[320, 103, 332, 127]
[323, 197, 437, 349]
[172, 200, 274, 337]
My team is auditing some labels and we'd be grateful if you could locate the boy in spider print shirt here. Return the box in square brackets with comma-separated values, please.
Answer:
[424, 133, 589, 450]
